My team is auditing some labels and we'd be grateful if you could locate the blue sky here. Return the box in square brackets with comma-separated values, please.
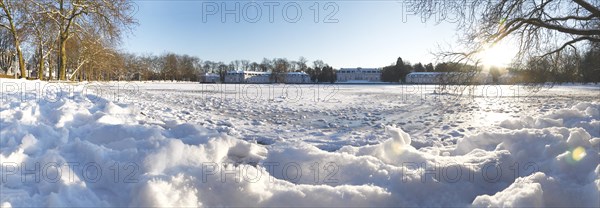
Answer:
[123, 1, 461, 68]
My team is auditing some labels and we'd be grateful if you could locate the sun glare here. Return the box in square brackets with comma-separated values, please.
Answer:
[479, 42, 517, 68]
[572, 146, 587, 162]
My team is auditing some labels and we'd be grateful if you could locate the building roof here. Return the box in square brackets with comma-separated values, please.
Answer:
[338, 68, 381, 71]
[287, 72, 309, 75]
[227, 70, 270, 74]
[202, 73, 219, 76]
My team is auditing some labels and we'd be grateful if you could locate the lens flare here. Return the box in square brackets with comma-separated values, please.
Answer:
[571, 146, 587, 162]
[498, 18, 507, 34]
[480, 42, 515, 68]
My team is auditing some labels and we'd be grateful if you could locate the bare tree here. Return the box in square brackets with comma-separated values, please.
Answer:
[25, 3, 56, 80]
[250, 62, 259, 71]
[233, 60, 241, 71]
[136, 54, 156, 80]
[312, 59, 325, 69]
[162, 53, 178, 81]
[289, 60, 298, 72]
[32, 0, 137, 80]
[271, 58, 290, 82]
[180, 54, 199, 81]
[408, 0, 600, 68]
[297, 56, 308, 72]
[240, 59, 250, 71]
[218, 62, 227, 82]
[142, 54, 161, 80]
[108, 51, 124, 81]
[66, 25, 115, 81]
[203, 60, 214, 73]
[0, 0, 27, 78]
[260, 58, 271, 72]
[0, 29, 14, 74]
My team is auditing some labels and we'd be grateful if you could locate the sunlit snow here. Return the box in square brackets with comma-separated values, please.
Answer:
[1, 79, 598, 207]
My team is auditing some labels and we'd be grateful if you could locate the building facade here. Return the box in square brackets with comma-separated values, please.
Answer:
[243, 71, 271, 83]
[336, 68, 382, 82]
[284, 72, 311, 83]
[224, 71, 311, 84]
[224, 71, 244, 83]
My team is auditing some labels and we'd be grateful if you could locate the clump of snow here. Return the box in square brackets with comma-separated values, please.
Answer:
[472, 173, 545, 207]
[338, 126, 416, 164]
[500, 102, 600, 136]
[473, 171, 600, 207]
[130, 174, 200, 207]
[1, 79, 598, 207]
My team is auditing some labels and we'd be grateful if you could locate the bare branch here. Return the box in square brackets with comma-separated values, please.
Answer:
[540, 36, 600, 57]
[572, 0, 600, 17]
[513, 17, 600, 36]
[547, 14, 597, 21]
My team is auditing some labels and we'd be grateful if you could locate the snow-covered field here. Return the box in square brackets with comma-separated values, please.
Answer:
[1, 79, 599, 207]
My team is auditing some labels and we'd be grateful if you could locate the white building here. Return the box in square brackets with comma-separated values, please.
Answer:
[405, 72, 492, 84]
[284, 72, 311, 84]
[224, 71, 244, 83]
[199, 73, 220, 83]
[224, 71, 310, 84]
[336, 68, 382, 82]
[244, 71, 271, 83]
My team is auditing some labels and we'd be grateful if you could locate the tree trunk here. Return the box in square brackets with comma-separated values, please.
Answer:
[37, 45, 44, 80]
[58, 36, 67, 80]
[1, 2, 26, 78]
[49, 66, 53, 80]
[78, 65, 83, 81]
[15, 39, 25, 78]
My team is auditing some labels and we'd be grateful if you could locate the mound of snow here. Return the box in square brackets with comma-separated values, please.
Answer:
[1, 80, 598, 207]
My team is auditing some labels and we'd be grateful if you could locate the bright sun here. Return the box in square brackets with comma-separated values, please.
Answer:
[479, 42, 517, 68]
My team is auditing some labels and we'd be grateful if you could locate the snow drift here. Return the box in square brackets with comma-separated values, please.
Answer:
[1, 79, 598, 207]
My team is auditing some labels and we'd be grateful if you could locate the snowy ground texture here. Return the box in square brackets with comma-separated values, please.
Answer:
[1, 79, 599, 207]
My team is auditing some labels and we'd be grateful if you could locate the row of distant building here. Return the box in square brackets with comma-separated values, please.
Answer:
[201, 67, 506, 84]
[200, 71, 312, 83]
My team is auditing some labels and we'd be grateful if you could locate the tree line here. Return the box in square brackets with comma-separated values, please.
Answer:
[1, 0, 137, 80]
[382, 49, 599, 84]
[380, 57, 481, 83]
[3, 0, 597, 83]
[0, 0, 339, 83]
[407, 0, 599, 84]
[106, 54, 338, 83]
[508, 43, 600, 84]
